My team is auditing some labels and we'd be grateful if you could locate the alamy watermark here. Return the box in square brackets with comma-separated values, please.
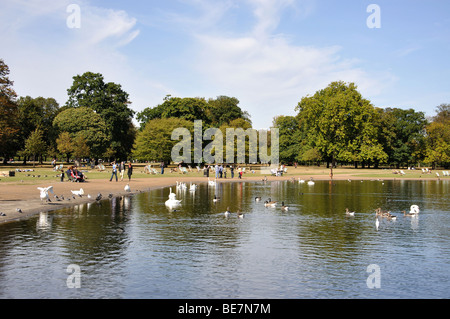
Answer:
[366, 264, 381, 289]
[170, 120, 279, 166]
[367, 4, 381, 29]
[66, 264, 81, 288]
[66, 4, 81, 29]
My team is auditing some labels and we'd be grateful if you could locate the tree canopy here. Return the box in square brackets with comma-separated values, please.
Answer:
[295, 81, 387, 167]
[65, 72, 136, 159]
[0, 59, 20, 162]
[53, 107, 111, 158]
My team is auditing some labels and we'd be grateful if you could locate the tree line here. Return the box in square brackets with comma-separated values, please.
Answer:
[1, 58, 449, 168]
[274, 81, 449, 169]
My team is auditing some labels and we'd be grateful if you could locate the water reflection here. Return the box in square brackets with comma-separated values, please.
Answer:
[0, 180, 449, 298]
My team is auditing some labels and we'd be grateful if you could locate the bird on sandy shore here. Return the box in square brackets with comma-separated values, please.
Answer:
[95, 193, 102, 201]
[108, 193, 113, 199]
[71, 188, 84, 197]
[0, 212, 6, 216]
[38, 186, 54, 202]
[124, 184, 131, 192]
[16, 208, 23, 213]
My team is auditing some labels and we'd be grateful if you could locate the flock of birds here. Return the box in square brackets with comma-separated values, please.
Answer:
[0, 183, 134, 218]
[164, 177, 421, 230]
[2, 177, 421, 231]
[164, 178, 293, 219]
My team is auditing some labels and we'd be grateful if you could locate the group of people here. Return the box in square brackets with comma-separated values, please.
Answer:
[110, 161, 133, 182]
[64, 166, 86, 182]
[205, 164, 243, 179]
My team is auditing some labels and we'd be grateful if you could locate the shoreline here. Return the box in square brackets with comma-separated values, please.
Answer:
[0, 173, 443, 225]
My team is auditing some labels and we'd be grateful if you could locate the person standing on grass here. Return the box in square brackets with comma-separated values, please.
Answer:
[120, 161, 125, 181]
[127, 162, 133, 181]
[110, 161, 118, 182]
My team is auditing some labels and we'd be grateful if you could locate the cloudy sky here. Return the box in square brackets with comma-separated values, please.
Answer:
[1, 0, 449, 129]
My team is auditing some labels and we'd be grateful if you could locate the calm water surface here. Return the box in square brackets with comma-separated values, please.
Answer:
[0, 180, 449, 299]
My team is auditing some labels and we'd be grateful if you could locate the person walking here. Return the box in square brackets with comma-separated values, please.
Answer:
[230, 165, 234, 178]
[110, 161, 118, 182]
[120, 161, 125, 181]
[127, 162, 133, 181]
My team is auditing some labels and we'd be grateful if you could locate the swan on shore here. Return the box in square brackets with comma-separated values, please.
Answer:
[37, 186, 54, 202]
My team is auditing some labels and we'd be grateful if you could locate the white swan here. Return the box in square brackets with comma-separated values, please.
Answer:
[298, 179, 305, 184]
[176, 181, 187, 190]
[208, 178, 216, 187]
[410, 205, 420, 215]
[124, 184, 131, 192]
[307, 178, 315, 186]
[37, 186, 54, 202]
[165, 187, 182, 208]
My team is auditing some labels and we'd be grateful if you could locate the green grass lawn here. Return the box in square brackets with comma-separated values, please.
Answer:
[0, 163, 446, 185]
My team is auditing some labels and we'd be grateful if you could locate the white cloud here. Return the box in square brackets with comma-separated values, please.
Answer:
[189, 0, 396, 128]
[0, 1, 163, 111]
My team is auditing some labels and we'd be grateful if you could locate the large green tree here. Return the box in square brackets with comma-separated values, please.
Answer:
[23, 128, 46, 167]
[425, 104, 450, 168]
[53, 107, 111, 158]
[0, 59, 20, 163]
[65, 72, 136, 160]
[376, 107, 427, 168]
[273, 115, 301, 164]
[133, 117, 193, 164]
[17, 96, 60, 161]
[136, 95, 251, 129]
[295, 81, 387, 170]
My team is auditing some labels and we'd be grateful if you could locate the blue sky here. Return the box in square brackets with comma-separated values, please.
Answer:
[1, 0, 449, 129]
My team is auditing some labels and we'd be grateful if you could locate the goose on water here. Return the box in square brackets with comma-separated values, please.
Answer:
[264, 198, 277, 207]
[345, 208, 355, 216]
[281, 202, 289, 211]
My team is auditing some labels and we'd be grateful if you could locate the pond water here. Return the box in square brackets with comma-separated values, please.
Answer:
[0, 180, 449, 299]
